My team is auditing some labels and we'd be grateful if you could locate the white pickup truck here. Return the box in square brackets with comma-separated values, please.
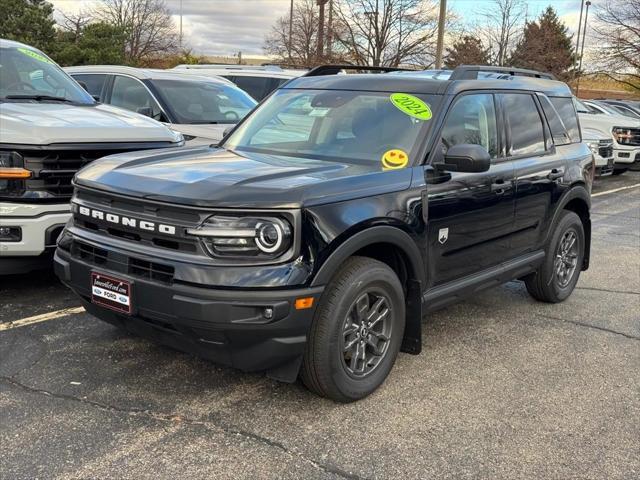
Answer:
[0, 39, 184, 274]
[576, 98, 640, 174]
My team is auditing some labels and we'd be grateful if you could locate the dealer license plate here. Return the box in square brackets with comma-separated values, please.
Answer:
[91, 272, 132, 315]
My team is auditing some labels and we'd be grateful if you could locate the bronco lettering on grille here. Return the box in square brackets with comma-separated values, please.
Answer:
[76, 205, 177, 235]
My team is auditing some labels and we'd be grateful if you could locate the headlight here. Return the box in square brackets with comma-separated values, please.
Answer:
[612, 127, 633, 145]
[187, 215, 293, 259]
[0, 150, 30, 198]
[585, 140, 600, 156]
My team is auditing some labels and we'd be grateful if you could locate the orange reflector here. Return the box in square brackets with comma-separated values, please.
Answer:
[295, 297, 314, 310]
[0, 168, 32, 179]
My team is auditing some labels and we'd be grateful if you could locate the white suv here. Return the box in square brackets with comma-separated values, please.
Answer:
[0, 40, 183, 274]
[65, 66, 256, 144]
[575, 98, 640, 174]
[171, 64, 303, 101]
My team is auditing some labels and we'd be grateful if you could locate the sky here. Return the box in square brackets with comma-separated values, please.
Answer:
[49, 0, 590, 58]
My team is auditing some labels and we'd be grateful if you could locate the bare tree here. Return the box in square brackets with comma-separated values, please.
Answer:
[475, 0, 526, 66]
[99, 0, 178, 65]
[58, 10, 94, 42]
[332, 0, 442, 67]
[592, 0, 640, 92]
[264, 0, 321, 67]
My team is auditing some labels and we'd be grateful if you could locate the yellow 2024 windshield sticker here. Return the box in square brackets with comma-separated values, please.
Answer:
[390, 93, 432, 120]
[382, 149, 409, 170]
[17, 47, 53, 64]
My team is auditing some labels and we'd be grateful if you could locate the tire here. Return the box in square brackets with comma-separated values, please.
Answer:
[301, 256, 405, 402]
[612, 168, 628, 175]
[525, 211, 584, 303]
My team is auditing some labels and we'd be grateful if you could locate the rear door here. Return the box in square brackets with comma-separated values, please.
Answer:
[504, 92, 568, 256]
[70, 73, 108, 101]
[426, 92, 516, 286]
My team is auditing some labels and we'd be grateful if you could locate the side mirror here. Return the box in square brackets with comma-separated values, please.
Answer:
[440, 144, 491, 173]
[136, 106, 154, 118]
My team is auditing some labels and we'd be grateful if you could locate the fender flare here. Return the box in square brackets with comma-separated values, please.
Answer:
[310, 225, 426, 287]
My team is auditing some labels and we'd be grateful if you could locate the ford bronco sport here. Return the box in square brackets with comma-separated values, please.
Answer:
[55, 65, 593, 402]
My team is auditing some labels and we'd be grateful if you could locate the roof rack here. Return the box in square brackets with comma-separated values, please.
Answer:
[449, 65, 555, 80]
[304, 64, 414, 77]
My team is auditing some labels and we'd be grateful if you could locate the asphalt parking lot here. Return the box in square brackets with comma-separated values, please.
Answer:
[1, 172, 639, 480]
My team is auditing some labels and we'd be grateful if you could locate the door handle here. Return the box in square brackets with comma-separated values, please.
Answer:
[547, 168, 564, 180]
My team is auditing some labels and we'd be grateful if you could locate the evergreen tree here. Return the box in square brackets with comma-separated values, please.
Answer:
[52, 23, 128, 66]
[0, 0, 56, 51]
[444, 36, 490, 68]
[508, 6, 575, 80]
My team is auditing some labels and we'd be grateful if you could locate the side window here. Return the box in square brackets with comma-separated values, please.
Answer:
[440, 93, 498, 158]
[538, 95, 571, 146]
[501, 93, 546, 156]
[110, 75, 162, 119]
[232, 76, 269, 101]
[549, 97, 581, 143]
[71, 74, 107, 100]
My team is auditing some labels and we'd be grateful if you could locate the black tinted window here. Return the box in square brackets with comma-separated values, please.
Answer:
[71, 74, 106, 100]
[441, 93, 498, 158]
[230, 76, 271, 101]
[538, 95, 570, 146]
[502, 94, 545, 156]
[550, 97, 581, 142]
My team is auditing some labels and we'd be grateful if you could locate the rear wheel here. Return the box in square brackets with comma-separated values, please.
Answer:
[301, 256, 405, 402]
[525, 211, 584, 303]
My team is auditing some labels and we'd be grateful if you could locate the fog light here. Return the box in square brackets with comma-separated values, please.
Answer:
[263, 307, 274, 320]
[0, 226, 22, 242]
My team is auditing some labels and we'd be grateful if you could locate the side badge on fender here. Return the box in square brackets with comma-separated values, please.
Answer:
[438, 228, 449, 245]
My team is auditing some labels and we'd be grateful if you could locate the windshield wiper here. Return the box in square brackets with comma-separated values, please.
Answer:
[4, 94, 75, 103]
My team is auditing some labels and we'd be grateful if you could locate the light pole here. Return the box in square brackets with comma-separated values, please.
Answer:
[576, 0, 591, 97]
[179, 0, 183, 48]
[288, 0, 294, 62]
[435, 0, 447, 69]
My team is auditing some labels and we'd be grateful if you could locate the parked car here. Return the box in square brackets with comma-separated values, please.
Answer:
[582, 99, 640, 119]
[56, 64, 592, 402]
[598, 99, 640, 119]
[65, 66, 257, 145]
[171, 64, 303, 101]
[575, 98, 640, 174]
[0, 39, 184, 275]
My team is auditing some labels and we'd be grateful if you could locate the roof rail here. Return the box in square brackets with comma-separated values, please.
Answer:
[173, 64, 284, 71]
[304, 64, 414, 77]
[449, 65, 556, 80]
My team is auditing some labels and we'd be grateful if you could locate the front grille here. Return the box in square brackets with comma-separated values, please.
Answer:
[6, 142, 174, 200]
[615, 128, 640, 147]
[71, 239, 175, 284]
[598, 140, 613, 158]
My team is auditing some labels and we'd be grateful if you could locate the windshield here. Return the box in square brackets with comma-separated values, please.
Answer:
[223, 89, 438, 165]
[151, 79, 256, 124]
[0, 46, 94, 104]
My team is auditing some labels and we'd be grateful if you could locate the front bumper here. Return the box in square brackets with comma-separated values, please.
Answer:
[0, 202, 70, 274]
[613, 146, 640, 167]
[54, 247, 324, 378]
[594, 154, 615, 176]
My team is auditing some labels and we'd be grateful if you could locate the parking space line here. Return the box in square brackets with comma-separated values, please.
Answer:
[592, 183, 640, 197]
[0, 306, 85, 332]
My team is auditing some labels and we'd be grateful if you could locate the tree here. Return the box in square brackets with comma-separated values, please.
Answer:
[331, 0, 442, 67]
[592, 0, 640, 93]
[98, 0, 178, 66]
[444, 36, 490, 68]
[52, 22, 127, 66]
[264, 0, 321, 67]
[475, 0, 525, 66]
[509, 7, 575, 80]
[0, 0, 56, 51]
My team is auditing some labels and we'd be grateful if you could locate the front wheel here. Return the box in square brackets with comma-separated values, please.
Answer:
[301, 256, 405, 402]
[525, 211, 584, 303]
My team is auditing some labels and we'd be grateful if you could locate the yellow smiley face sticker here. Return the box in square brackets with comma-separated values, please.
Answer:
[381, 149, 409, 170]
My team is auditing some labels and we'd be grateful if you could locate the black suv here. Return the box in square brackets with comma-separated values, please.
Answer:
[55, 65, 593, 402]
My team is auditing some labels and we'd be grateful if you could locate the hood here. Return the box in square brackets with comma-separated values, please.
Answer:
[579, 112, 640, 133]
[581, 127, 611, 141]
[74, 146, 413, 209]
[0, 102, 183, 145]
[170, 123, 230, 144]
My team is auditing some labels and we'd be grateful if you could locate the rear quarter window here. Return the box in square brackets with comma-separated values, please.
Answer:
[550, 97, 581, 143]
[538, 95, 571, 146]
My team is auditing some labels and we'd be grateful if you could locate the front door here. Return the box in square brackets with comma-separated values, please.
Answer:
[425, 92, 516, 288]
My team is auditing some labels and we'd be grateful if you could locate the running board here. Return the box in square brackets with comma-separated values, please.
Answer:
[423, 250, 545, 312]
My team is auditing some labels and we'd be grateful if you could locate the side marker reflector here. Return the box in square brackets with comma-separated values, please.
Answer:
[295, 297, 314, 310]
